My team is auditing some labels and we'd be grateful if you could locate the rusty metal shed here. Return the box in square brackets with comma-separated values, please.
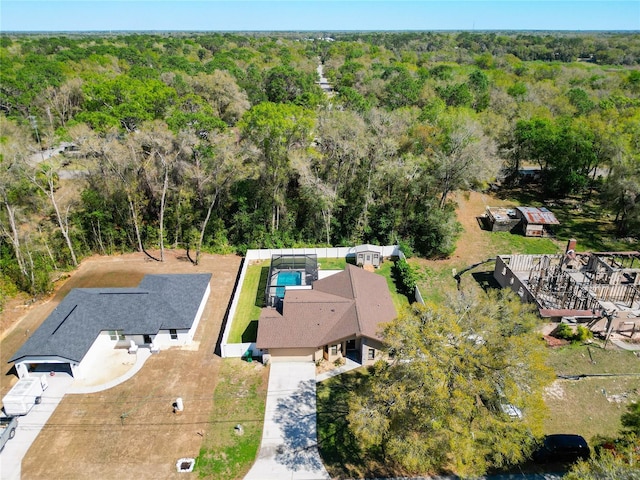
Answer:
[515, 207, 559, 237]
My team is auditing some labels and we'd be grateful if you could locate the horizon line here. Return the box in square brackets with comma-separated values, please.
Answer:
[3, 29, 640, 34]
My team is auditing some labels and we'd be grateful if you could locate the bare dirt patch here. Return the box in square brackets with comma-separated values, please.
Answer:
[1, 250, 242, 479]
[417, 191, 506, 269]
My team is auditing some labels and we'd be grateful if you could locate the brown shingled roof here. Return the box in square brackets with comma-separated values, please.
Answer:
[256, 264, 397, 350]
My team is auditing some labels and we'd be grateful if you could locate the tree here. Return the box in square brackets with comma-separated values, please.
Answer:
[72, 124, 146, 254]
[603, 150, 640, 236]
[347, 290, 554, 478]
[430, 113, 498, 208]
[238, 102, 314, 234]
[0, 116, 38, 290]
[512, 117, 600, 196]
[383, 67, 422, 109]
[264, 65, 322, 107]
[135, 121, 191, 262]
[26, 161, 79, 266]
[79, 75, 177, 132]
[184, 130, 244, 263]
[187, 71, 250, 124]
[312, 108, 370, 244]
[37, 78, 84, 129]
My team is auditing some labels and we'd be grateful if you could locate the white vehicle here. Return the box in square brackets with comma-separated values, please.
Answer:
[2, 376, 46, 416]
[0, 416, 19, 452]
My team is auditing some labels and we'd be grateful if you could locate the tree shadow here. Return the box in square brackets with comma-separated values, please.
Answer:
[272, 378, 326, 473]
[315, 370, 392, 478]
[254, 267, 269, 308]
[241, 320, 258, 343]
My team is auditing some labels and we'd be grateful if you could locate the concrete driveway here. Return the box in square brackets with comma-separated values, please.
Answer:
[0, 373, 73, 480]
[245, 362, 330, 480]
[0, 348, 152, 480]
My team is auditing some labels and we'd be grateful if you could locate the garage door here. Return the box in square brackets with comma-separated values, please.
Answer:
[269, 348, 315, 362]
[29, 363, 73, 376]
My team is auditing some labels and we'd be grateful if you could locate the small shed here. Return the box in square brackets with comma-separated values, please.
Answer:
[515, 207, 560, 237]
[354, 244, 383, 268]
[484, 207, 520, 232]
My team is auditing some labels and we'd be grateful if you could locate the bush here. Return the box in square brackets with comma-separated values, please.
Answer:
[393, 257, 418, 297]
[554, 323, 594, 343]
[554, 323, 574, 340]
[575, 325, 594, 342]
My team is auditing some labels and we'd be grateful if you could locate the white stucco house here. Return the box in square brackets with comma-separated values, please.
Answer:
[9, 274, 211, 379]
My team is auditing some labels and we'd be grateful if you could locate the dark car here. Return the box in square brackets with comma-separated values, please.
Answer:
[533, 434, 590, 464]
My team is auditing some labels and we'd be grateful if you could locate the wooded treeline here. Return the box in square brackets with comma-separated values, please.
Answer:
[1, 32, 639, 302]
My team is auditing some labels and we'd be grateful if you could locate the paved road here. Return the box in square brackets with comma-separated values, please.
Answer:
[245, 362, 330, 480]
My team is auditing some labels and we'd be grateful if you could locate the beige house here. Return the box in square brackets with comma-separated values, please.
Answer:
[256, 264, 397, 364]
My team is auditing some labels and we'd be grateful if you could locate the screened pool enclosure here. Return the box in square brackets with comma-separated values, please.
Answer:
[265, 254, 318, 307]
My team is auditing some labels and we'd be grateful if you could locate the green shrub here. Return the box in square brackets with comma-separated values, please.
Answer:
[554, 323, 574, 340]
[575, 325, 594, 342]
[393, 257, 418, 297]
[554, 323, 594, 343]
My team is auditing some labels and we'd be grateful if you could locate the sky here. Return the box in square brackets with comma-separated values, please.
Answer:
[1, 1, 639, 32]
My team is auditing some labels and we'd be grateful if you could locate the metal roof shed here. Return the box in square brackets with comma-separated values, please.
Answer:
[516, 207, 559, 237]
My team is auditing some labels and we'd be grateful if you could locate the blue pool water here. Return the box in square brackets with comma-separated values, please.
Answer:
[276, 271, 302, 298]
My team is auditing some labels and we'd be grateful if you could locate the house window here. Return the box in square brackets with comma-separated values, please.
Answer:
[108, 330, 125, 341]
[331, 344, 338, 355]
[170, 329, 178, 340]
[367, 348, 375, 360]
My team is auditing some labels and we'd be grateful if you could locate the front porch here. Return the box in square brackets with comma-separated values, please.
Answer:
[321, 337, 385, 366]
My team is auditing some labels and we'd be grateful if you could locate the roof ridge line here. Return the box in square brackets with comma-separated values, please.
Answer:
[348, 265, 365, 336]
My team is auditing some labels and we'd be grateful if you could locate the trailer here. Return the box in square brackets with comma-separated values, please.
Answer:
[2, 376, 47, 416]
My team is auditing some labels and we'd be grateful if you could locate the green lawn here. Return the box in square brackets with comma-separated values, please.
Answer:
[375, 260, 410, 313]
[497, 186, 632, 252]
[318, 257, 347, 270]
[544, 344, 640, 442]
[228, 260, 269, 343]
[195, 359, 267, 479]
[486, 231, 559, 256]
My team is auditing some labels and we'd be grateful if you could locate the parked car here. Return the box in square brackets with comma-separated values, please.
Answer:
[0, 416, 19, 452]
[533, 434, 590, 463]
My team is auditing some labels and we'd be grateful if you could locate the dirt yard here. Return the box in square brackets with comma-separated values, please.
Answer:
[415, 190, 518, 268]
[1, 250, 242, 479]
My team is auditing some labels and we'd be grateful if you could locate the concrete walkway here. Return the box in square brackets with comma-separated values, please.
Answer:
[68, 347, 152, 394]
[611, 338, 640, 351]
[245, 362, 330, 480]
[0, 374, 74, 480]
[316, 356, 360, 383]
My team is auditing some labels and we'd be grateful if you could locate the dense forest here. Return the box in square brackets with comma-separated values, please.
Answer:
[1, 31, 639, 304]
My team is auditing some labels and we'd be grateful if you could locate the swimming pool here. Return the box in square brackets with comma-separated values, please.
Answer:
[276, 271, 302, 298]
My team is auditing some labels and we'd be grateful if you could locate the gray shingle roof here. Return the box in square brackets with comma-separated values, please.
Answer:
[9, 274, 211, 364]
